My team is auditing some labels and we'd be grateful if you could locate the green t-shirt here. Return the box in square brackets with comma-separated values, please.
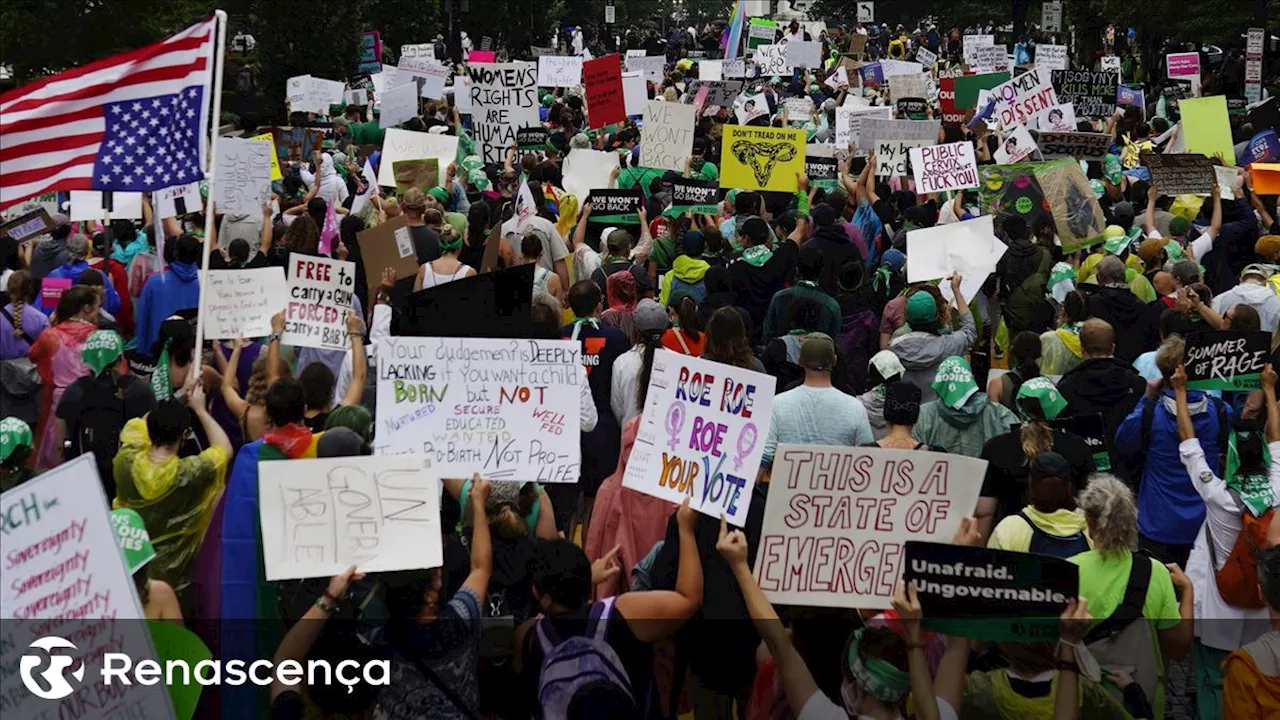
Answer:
[349, 121, 385, 145]
[1069, 550, 1181, 631]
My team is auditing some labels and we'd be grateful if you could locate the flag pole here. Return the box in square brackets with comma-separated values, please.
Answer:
[193, 9, 228, 377]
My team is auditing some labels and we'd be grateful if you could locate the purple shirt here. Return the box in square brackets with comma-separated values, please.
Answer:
[0, 302, 51, 360]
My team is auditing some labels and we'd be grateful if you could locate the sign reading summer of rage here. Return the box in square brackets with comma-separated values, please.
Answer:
[753, 444, 985, 609]
[1184, 330, 1271, 391]
[719, 124, 805, 193]
[374, 337, 583, 483]
[623, 350, 776, 526]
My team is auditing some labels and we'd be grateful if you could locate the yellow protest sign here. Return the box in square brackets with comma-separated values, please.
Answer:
[1181, 96, 1235, 166]
[249, 132, 284, 181]
[719, 125, 806, 193]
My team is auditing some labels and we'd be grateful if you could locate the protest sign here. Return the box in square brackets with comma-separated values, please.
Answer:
[735, 92, 770, 125]
[1037, 44, 1068, 72]
[259, 455, 442, 581]
[1, 453, 175, 720]
[373, 336, 582, 482]
[379, 81, 420, 128]
[952, 72, 1010, 110]
[937, 77, 964, 124]
[282, 255, 357, 351]
[905, 541, 1077, 640]
[688, 80, 745, 107]
[586, 190, 643, 223]
[699, 60, 723, 81]
[1101, 55, 1122, 73]
[910, 142, 979, 194]
[641, 101, 695, 172]
[858, 62, 885, 90]
[396, 265, 534, 336]
[825, 66, 849, 91]
[152, 182, 202, 219]
[359, 31, 382, 73]
[1037, 131, 1111, 160]
[1052, 69, 1119, 117]
[1252, 163, 1280, 195]
[469, 50, 497, 64]
[517, 126, 549, 149]
[994, 124, 1038, 164]
[393, 156, 435, 194]
[0, 208, 54, 244]
[203, 268, 288, 339]
[623, 349, 775, 525]
[69, 190, 143, 221]
[538, 56, 583, 87]
[805, 152, 839, 190]
[1184, 330, 1271, 391]
[991, 69, 1058, 127]
[1050, 413, 1113, 471]
[786, 41, 821, 69]
[874, 140, 928, 177]
[667, 178, 724, 216]
[562, 148, 621, 200]
[39, 276, 70, 309]
[1181, 95, 1235, 165]
[888, 73, 928, 102]
[971, 45, 1009, 73]
[401, 43, 434, 59]
[857, 117, 940, 151]
[214, 138, 273, 215]
[357, 216, 418, 304]
[754, 44, 790, 76]
[747, 18, 776, 49]
[1116, 85, 1146, 119]
[376, 128, 458, 188]
[248, 132, 284, 181]
[783, 97, 814, 123]
[470, 62, 539, 165]
[905, 214, 1002, 303]
[1141, 152, 1215, 195]
[720, 125, 806, 193]
[1167, 51, 1201, 95]
[626, 55, 665, 84]
[1036, 103, 1076, 131]
[754, 444, 984, 608]
[896, 98, 928, 120]
[621, 72, 647, 116]
[723, 58, 749, 78]
[980, 158, 1104, 253]
[584, 55, 626, 128]
[915, 46, 938, 67]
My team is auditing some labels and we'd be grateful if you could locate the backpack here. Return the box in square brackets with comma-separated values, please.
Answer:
[1139, 395, 1229, 479]
[1207, 495, 1276, 608]
[535, 598, 636, 720]
[0, 307, 41, 426]
[67, 373, 130, 498]
[1019, 510, 1092, 559]
[127, 253, 158, 299]
[1085, 555, 1160, 710]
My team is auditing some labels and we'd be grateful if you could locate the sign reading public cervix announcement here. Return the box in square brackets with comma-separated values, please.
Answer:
[1185, 330, 1271, 391]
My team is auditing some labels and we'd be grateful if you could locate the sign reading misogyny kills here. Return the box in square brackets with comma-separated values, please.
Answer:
[204, 267, 288, 339]
[258, 455, 442, 581]
[1, 453, 175, 720]
[623, 350, 776, 526]
[374, 337, 583, 483]
[1051, 69, 1119, 117]
[282, 255, 357, 350]
[754, 444, 985, 608]
[470, 62, 539, 165]
[1184, 330, 1271, 391]
[910, 141, 979, 193]
[641, 101, 695, 172]
[720, 124, 806, 193]
[991, 69, 1058, 127]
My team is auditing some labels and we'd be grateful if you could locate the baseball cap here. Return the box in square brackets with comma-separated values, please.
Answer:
[1241, 264, 1271, 282]
[51, 212, 70, 228]
[401, 187, 428, 211]
[634, 298, 669, 334]
[66, 232, 91, 259]
[1137, 236, 1169, 263]
[797, 333, 837, 371]
[1029, 451, 1076, 484]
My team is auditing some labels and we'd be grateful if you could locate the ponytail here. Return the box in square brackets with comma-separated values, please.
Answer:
[675, 297, 702, 342]
[635, 330, 666, 412]
[1020, 421, 1054, 466]
[6, 270, 33, 339]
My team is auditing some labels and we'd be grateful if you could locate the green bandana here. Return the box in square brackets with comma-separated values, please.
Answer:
[1103, 232, 1131, 256]
[0, 417, 33, 464]
[741, 245, 774, 267]
[933, 356, 979, 409]
[1048, 262, 1077, 302]
[1166, 242, 1185, 260]
[111, 508, 157, 573]
[846, 629, 911, 704]
[82, 330, 124, 375]
[1224, 430, 1275, 517]
[151, 339, 173, 401]
[1103, 154, 1123, 185]
[460, 154, 485, 173]
[1016, 376, 1067, 421]
[469, 168, 491, 191]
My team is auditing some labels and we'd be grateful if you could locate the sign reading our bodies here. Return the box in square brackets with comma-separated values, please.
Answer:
[1185, 330, 1271, 391]
[374, 337, 582, 483]
[282, 255, 357, 350]
[720, 125, 805, 193]
[470, 62, 539, 164]
[1051, 69, 1120, 117]
[754, 445, 984, 609]
[623, 350, 776, 526]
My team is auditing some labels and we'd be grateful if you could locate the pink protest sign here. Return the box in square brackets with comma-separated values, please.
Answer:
[468, 50, 497, 64]
[39, 277, 71, 309]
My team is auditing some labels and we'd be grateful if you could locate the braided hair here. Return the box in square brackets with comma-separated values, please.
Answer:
[5, 270, 35, 339]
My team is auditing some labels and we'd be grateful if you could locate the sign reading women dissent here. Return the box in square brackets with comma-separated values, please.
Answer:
[374, 337, 583, 484]
[991, 69, 1058, 127]
[204, 267, 288, 339]
[1, 454, 175, 720]
[470, 62, 539, 165]
[258, 455, 442, 581]
[623, 350, 776, 526]
[754, 444, 985, 608]
[282, 255, 357, 350]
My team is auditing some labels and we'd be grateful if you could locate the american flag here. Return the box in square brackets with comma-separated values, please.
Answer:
[0, 18, 216, 212]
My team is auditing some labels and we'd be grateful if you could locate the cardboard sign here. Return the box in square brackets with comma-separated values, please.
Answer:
[668, 178, 724, 215]
[786, 40, 822, 69]
[517, 126, 549, 149]
[1141, 152, 1216, 195]
[754, 445, 984, 609]
[584, 54, 626, 128]
[392, 159, 440, 193]
[992, 69, 1058, 127]
[1037, 131, 1111, 160]
[994, 124, 1038, 164]
[625, 55, 666, 84]
[281, 256, 357, 351]
[754, 44, 790, 76]
[356, 215, 418, 303]
[1181, 95, 1235, 166]
[622, 349, 776, 526]
[377, 128, 457, 188]
[1184, 330, 1271, 391]
[910, 141, 979, 194]
[538, 55, 583, 87]
[905, 541, 1078, 641]
[259, 455, 442, 581]
[1037, 44, 1068, 72]
[720, 125, 806, 193]
[1051, 69, 1119, 117]
[373, 336, 583, 482]
[470, 62, 540, 165]
[641, 101, 695, 172]
[0, 454, 174, 720]
[0, 208, 54, 243]
[202, 268, 288, 339]
[586, 189, 643, 223]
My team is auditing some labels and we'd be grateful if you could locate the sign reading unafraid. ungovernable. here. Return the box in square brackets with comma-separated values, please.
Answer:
[1185, 330, 1271, 391]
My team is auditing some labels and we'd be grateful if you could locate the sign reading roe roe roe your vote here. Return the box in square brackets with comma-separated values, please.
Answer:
[374, 337, 582, 483]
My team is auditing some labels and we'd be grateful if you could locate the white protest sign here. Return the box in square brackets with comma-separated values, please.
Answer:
[1215, 165, 1241, 197]
[1037, 44, 1068, 72]
[915, 46, 938, 67]
[641, 101, 695, 172]
[626, 55, 666, 84]
[259, 455, 442, 581]
[754, 444, 984, 609]
[398, 57, 450, 97]
[373, 337, 583, 483]
[626, 49, 647, 58]
[825, 66, 849, 91]
[204, 268, 288, 339]
[754, 44, 790, 76]
[538, 56, 584, 87]
[68, 190, 143, 221]
[910, 141, 979, 194]
[153, 182, 202, 219]
[887, 73, 928, 102]
[282, 255, 357, 351]
[724, 58, 749, 78]
[881, 59, 925, 77]
[311, 78, 346, 107]
[401, 43, 434, 59]
[377, 128, 459, 188]
[379, 81, 420, 128]
[970, 45, 1008, 73]
[562, 148, 621, 199]
[874, 139, 928, 177]
[622, 349, 776, 526]
[1101, 55, 1122, 73]
[735, 92, 770, 125]
[835, 106, 893, 149]
[906, 215, 1000, 284]
[622, 71, 648, 116]
[783, 97, 814, 123]
[214, 137, 272, 215]
[452, 76, 473, 113]
[287, 74, 323, 113]
[470, 62, 539, 165]
[992, 69, 1058, 127]
[1036, 102, 1077, 131]
[1, 453, 176, 720]
[699, 60, 723, 81]
[786, 40, 822, 69]
[995, 124, 1038, 164]
[858, 117, 940, 149]
[345, 88, 368, 106]
[969, 34, 996, 47]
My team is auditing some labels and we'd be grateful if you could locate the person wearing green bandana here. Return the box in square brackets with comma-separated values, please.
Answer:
[0, 416, 34, 491]
[915, 355, 1018, 458]
[888, 275, 977, 403]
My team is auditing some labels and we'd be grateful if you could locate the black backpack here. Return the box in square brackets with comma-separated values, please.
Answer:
[1019, 510, 1092, 559]
[66, 373, 130, 498]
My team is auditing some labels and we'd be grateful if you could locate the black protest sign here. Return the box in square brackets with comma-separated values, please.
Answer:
[805, 156, 839, 190]
[1051, 69, 1119, 118]
[0, 208, 55, 243]
[1185, 330, 1271, 391]
[896, 97, 928, 120]
[1052, 413, 1112, 471]
[1036, 131, 1112, 160]
[395, 263, 535, 338]
[587, 189, 643, 224]
[667, 178, 723, 215]
[1162, 79, 1192, 101]
[1141, 152, 1215, 196]
[904, 541, 1078, 642]
[516, 126, 549, 149]
[1248, 97, 1279, 135]
[1227, 97, 1249, 115]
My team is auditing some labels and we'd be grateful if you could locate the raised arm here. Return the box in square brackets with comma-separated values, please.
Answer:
[267, 311, 284, 388]
[1144, 184, 1159, 236]
[259, 202, 274, 255]
[615, 497, 703, 643]
[462, 475, 493, 599]
[572, 202, 593, 251]
[338, 311, 366, 407]
[219, 337, 250, 419]
[1186, 287, 1224, 329]
[188, 385, 232, 460]
[270, 566, 363, 701]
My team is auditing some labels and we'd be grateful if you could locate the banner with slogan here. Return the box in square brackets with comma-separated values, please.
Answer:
[910, 141, 978, 194]
[1185, 330, 1271, 391]
[470, 62, 540, 165]
[991, 68, 1058, 127]
[259, 455, 442, 581]
[665, 178, 724, 217]
[980, 158, 1104, 253]
[517, 126, 549, 150]
[1051, 69, 1119, 118]
[896, 97, 928, 120]
[874, 140, 931, 177]
[374, 336, 583, 483]
[1036, 131, 1111, 160]
[720, 125, 806, 193]
[754, 444, 985, 609]
[282, 255, 357, 351]
[203, 267, 288, 339]
[641, 100, 695, 172]
[805, 152, 839, 190]
[587, 189, 643, 223]
[623, 349, 776, 526]
[1141, 152, 1216, 195]
[584, 54, 627, 128]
